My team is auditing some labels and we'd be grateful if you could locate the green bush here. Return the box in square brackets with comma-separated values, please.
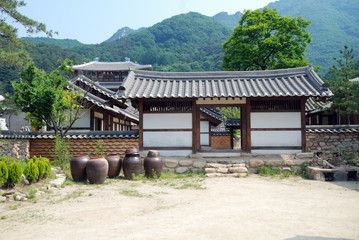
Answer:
[28, 156, 52, 180]
[0, 155, 18, 165]
[0, 161, 8, 187]
[24, 159, 39, 183]
[7, 162, 22, 188]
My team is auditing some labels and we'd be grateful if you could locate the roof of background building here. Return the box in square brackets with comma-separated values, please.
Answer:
[118, 66, 333, 99]
[73, 61, 152, 72]
[305, 97, 332, 114]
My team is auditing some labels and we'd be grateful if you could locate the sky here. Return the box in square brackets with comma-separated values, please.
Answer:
[15, 0, 277, 44]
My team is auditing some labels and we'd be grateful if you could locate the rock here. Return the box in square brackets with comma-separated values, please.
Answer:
[56, 173, 67, 179]
[20, 197, 28, 201]
[282, 167, 292, 172]
[164, 159, 178, 168]
[263, 160, 283, 166]
[2, 190, 15, 197]
[206, 163, 226, 168]
[232, 163, 246, 168]
[307, 167, 325, 181]
[179, 160, 193, 167]
[225, 173, 239, 177]
[295, 152, 314, 159]
[216, 168, 228, 174]
[189, 154, 202, 158]
[229, 167, 248, 173]
[334, 171, 348, 181]
[15, 195, 22, 201]
[175, 167, 189, 174]
[204, 168, 216, 174]
[205, 173, 223, 178]
[51, 167, 62, 174]
[192, 161, 206, 168]
[248, 159, 264, 168]
[49, 178, 66, 188]
[241, 153, 258, 157]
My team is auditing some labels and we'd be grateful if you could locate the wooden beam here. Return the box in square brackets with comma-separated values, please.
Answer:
[139, 99, 144, 151]
[301, 97, 306, 152]
[192, 98, 197, 153]
[246, 99, 251, 152]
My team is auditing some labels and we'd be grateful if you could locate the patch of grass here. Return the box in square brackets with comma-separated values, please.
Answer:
[61, 179, 74, 188]
[9, 203, 21, 210]
[1, 215, 7, 220]
[58, 190, 85, 202]
[0, 200, 6, 203]
[258, 165, 281, 177]
[175, 183, 205, 190]
[88, 193, 93, 197]
[28, 188, 37, 199]
[120, 189, 144, 197]
[300, 162, 309, 179]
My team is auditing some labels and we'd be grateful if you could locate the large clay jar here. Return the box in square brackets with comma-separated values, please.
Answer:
[123, 148, 142, 180]
[86, 157, 109, 184]
[106, 154, 121, 178]
[70, 155, 90, 182]
[144, 150, 163, 179]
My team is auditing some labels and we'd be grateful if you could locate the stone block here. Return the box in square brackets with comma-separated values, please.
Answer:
[164, 159, 178, 168]
[263, 160, 283, 166]
[205, 173, 223, 178]
[334, 171, 348, 181]
[206, 163, 226, 168]
[204, 168, 216, 174]
[295, 152, 314, 159]
[175, 167, 189, 174]
[282, 167, 292, 172]
[216, 168, 228, 174]
[225, 173, 239, 177]
[241, 153, 258, 157]
[189, 154, 202, 159]
[179, 160, 193, 167]
[192, 161, 206, 168]
[229, 167, 248, 173]
[248, 159, 264, 168]
[232, 163, 246, 168]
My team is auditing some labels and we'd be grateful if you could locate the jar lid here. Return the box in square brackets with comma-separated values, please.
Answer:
[147, 150, 160, 157]
[125, 147, 138, 155]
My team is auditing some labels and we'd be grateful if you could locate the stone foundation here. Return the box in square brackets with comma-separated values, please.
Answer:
[0, 139, 30, 160]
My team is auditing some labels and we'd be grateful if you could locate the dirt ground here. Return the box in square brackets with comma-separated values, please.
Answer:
[1, 175, 358, 240]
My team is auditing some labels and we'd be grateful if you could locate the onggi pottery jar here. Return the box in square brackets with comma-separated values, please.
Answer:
[70, 155, 90, 182]
[144, 150, 163, 179]
[86, 157, 109, 184]
[123, 148, 142, 180]
[105, 154, 121, 178]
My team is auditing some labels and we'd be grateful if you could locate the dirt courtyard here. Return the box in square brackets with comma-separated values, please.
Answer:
[1, 175, 358, 240]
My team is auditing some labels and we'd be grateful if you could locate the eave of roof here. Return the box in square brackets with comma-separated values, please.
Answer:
[73, 61, 152, 71]
[118, 66, 333, 99]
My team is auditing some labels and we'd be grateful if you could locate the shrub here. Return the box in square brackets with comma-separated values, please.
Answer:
[24, 159, 39, 183]
[7, 162, 22, 188]
[0, 161, 8, 187]
[29, 156, 52, 180]
[53, 136, 72, 171]
[0, 155, 18, 165]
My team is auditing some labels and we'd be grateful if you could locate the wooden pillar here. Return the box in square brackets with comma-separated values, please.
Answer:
[90, 109, 94, 131]
[230, 127, 234, 149]
[246, 99, 251, 152]
[192, 98, 197, 153]
[301, 97, 306, 152]
[139, 99, 144, 151]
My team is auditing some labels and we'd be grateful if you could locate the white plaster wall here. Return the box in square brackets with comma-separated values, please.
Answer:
[143, 131, 192, 147]
[251, 112, 301, 128]
[251, 131, 302, 147]
[70, 109, 91, 128]
[200, 121, 209, 132]
[143, 113, 192, 129]
[200, 134, 209, 145]
[252, 149, 302, 154]
[156, 150, 193, 157]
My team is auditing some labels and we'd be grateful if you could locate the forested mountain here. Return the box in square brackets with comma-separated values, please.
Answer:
[106, 27, 144, 42]
[212, 11, 242, 30]
[21, 37, 84, 49]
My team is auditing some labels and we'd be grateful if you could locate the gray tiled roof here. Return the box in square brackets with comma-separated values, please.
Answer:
[306, 125, 359, 133]
[225, 118, 241, 127]
[73, 61, 152, 71]
[119, 66, 332, 99]
[349, 77, 359, 82]
[211, 130, 231, 136]
[305, 97, 332, 114]
[200, 107, 223, 122]
[0, 130, 139, 139]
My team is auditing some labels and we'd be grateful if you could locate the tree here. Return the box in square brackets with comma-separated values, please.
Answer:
[0, 0, 54, 68]
[327, 46, 359, 124]
[222, 7, 312, 71]
[12, 59, 85, 138]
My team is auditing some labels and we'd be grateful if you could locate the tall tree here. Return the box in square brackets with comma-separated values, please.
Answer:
[0, 0, 54, 68]
[12, 59, 85, 137]
[328, 46, 359, 124]
[222, 7, 312, 71]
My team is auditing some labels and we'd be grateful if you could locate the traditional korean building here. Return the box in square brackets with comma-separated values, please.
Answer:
[72, 58, 152, 91]
[117, 66, 332, 156]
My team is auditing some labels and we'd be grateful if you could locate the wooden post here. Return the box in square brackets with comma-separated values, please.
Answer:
[192, 98, 197, 153]
[246, 99, 251, 152]
[301, 97, 306, 152]
[139, 99, 144, 151]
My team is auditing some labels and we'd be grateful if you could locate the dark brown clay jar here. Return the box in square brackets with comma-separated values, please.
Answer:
[86, 157, 109, 184]
[106, 154, 121, 178]
[123, 148, 142, 180]
[144, 150, 163, 179]
[70, 155, 90, 182]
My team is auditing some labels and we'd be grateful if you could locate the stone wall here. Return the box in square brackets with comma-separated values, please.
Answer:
[306, 126, 359, 158]
[31, 138, 139, 160]
[0, 139, 30, 160]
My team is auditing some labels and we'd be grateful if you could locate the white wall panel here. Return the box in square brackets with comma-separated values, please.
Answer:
[252, 149, 302, 154]
[251, 131, 301, 147]
[200, 121, 209, 133]
[69, 109, 91, 128]
[200, 134, 209, 145]
[143, 131, 192, 147]
[143, 113, 192, 129]
[251, 112, 301, 128]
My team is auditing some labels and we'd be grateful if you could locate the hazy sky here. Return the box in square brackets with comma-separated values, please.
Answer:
[16, 0, 276, 44]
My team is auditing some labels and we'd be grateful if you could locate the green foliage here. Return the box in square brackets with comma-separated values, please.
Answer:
[53, 135, 72, 172]
[223, 7, 311, 71]
[0, 161, 8, 187]
[341, 150, 358, 166]
[23, 159, 39, 183]
[28, 188, 37, 199]
[30, 156, 51, 180]
[258, 165, 281, 176]
[0, 155, 18, 165]
[92, 140, 105, 157]
[329, 45, 359, 82]
[300, 162, 309, 179]
[0, 0, 54, 68]
[22, 37, 84, 49]
[12, 59, 84, 137]
[6, 162, 22, 188]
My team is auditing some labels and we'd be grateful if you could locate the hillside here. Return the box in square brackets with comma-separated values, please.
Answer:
[22, 37, 84, 49]
[212, 11, 242, 30]
[72, 12, 232, 71]
[106, 27, 144, 42]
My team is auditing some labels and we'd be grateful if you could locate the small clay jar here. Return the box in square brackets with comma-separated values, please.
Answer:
[144, 150, 163, 179]
[70, 155, 90, 182]
[86, 157, 109, 184]
[123, 148, 142, 180]
[106, 154, 121, 178]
